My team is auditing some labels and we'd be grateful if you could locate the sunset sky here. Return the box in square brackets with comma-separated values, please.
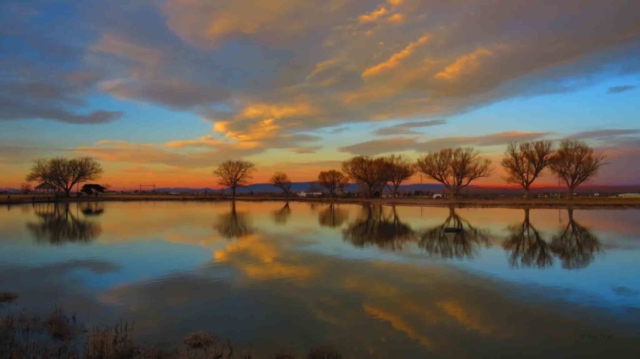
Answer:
[1, 0, 639, 190]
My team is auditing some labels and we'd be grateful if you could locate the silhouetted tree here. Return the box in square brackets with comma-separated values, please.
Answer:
[502, 209, 553, 268]
[270, 172, 292, 198]
[318, 170, 349, 198]
[318, 204, 348, 228]
[550, 209, 600, 269]
[342, 156, 389, 198]
[272, 202, 292, 225]
[385, 154, 415, 197]
[20, 182, 32, 194]
[213, 160, 256, 200]
[418, 207, 490, 259]
[416, 148, 492, 198]
[26, 203, 102, 244]
[81, 184, 107, 196]
[501, 141, 554, 199]
[549, 140, 606, 200]
[213, 202, 253, 239]
[26, 157, 103, 197]
[343, 205, 414, 251]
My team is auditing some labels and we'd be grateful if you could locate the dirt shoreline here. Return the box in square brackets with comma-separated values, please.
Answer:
[2, 193, 640, 209]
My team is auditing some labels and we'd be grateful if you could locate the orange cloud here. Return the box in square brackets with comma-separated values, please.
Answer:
[362, 35, 430, 78]
[164, 135, 225, 149]
[387, 13, 405, 24]
[364, 304, 432, 347]
[359, 6, 388, 23]
[388, 0, 404, 5]
[434, 48, 494, 81]
[437, 301, 494, 335]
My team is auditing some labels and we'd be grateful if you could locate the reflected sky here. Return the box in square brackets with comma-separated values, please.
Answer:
[1, 201, 639, 357]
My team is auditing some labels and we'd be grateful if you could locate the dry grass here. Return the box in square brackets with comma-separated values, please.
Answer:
[1, 306, 341, 359]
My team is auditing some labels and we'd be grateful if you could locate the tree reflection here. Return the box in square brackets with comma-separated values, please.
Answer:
[418, 206, 490, 259]
[26, 203, 102, 245]
[80, 201, 105, 216]
[318, 204, 348, 228]
[343, 205, 414, 251]
[550, 209, 601, 269]
[272, 202, 292, 225]
[214, 202, 253, 239]
[502, 209, 553, 268]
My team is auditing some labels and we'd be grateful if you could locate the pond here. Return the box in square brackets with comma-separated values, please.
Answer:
[1, 201, 639, 357]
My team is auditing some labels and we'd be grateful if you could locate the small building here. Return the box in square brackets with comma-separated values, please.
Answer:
[433, 194, 443, 199]
[34, 182, 57, 193]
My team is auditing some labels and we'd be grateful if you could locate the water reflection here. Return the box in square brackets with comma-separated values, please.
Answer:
[26, 203, 102, 245]
[503, 209, 553, 268]
[80, 201, 105, 216]
[318, 204, 348, 228]
[272, 202, 292, 225]
[213, 202, 253, 239]
[343, 205, 414, 250]
[417, 207, 490, 259]
[550, 209, 601, 269]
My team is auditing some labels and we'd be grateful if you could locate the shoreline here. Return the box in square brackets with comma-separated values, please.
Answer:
[2, 193, 640, 209]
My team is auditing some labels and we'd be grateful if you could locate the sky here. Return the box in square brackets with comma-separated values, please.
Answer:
[1, 0, 639, 190]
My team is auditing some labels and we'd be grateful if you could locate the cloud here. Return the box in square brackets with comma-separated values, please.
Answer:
[0, 4, 122, 124]
[359, 6, 389, 24]
[372, 119, 446, 136]
[567, 129, 640, 141]
[362, 35, 431, 78]
[290, 147, 322, 154]
[339, 131, 552, 156]
[434, 48, 494, 81]
[76, 140, 262, 169]
[607, 85, 636, 94]
[338, 137, 420, 156]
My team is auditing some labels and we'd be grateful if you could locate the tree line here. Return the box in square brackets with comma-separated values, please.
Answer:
[213, 139, 605, 200]
[24, 140, 605, 199]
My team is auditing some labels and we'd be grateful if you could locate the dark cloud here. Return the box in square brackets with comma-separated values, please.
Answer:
[0, 2, 123, 125]
[372, 119, 447, 136]
[607, 85, 636, 94]
[339, 131, 552, 156]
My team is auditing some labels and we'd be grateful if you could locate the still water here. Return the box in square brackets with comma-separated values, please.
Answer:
[1, 201, 639, 358]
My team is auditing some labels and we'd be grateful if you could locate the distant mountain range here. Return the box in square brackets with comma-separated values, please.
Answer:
[3, 183, 639, 195]
[152, 182, 446, 194]
[153, 183, 640, 195]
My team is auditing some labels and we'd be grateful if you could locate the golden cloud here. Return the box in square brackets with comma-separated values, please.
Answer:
[435, 48, 494, 81]
[362, 35, 430, 78]
[359, 6, 388, 23]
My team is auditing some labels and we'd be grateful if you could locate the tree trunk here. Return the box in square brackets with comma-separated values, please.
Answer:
[567, 188, 574, 200]
[64, 188, 71, 198]
[524, 208, 530, 225]
[231, 186, 236, 200]
[524, 187, 530, 200]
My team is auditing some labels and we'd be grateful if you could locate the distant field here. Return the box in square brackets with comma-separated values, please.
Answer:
[2, 192, 640, 209]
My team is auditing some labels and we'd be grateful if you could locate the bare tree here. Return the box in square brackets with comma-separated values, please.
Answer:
[385, 155, 415, 197]
[549, 140, 606, 200]
[415, 148, 492, 198]
[342, 156, 389, 198]
[213, 160, 256, 200]
[270, 172, 292, 198]
[501, 141, 554, 199]
[26, 157, 103, 197]
[20, 182, 32, 194]
[318, 170, 349, 198]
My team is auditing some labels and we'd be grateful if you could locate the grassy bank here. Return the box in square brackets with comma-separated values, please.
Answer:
[1, 193, 640, 209]
[1, 293, 341, 359]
